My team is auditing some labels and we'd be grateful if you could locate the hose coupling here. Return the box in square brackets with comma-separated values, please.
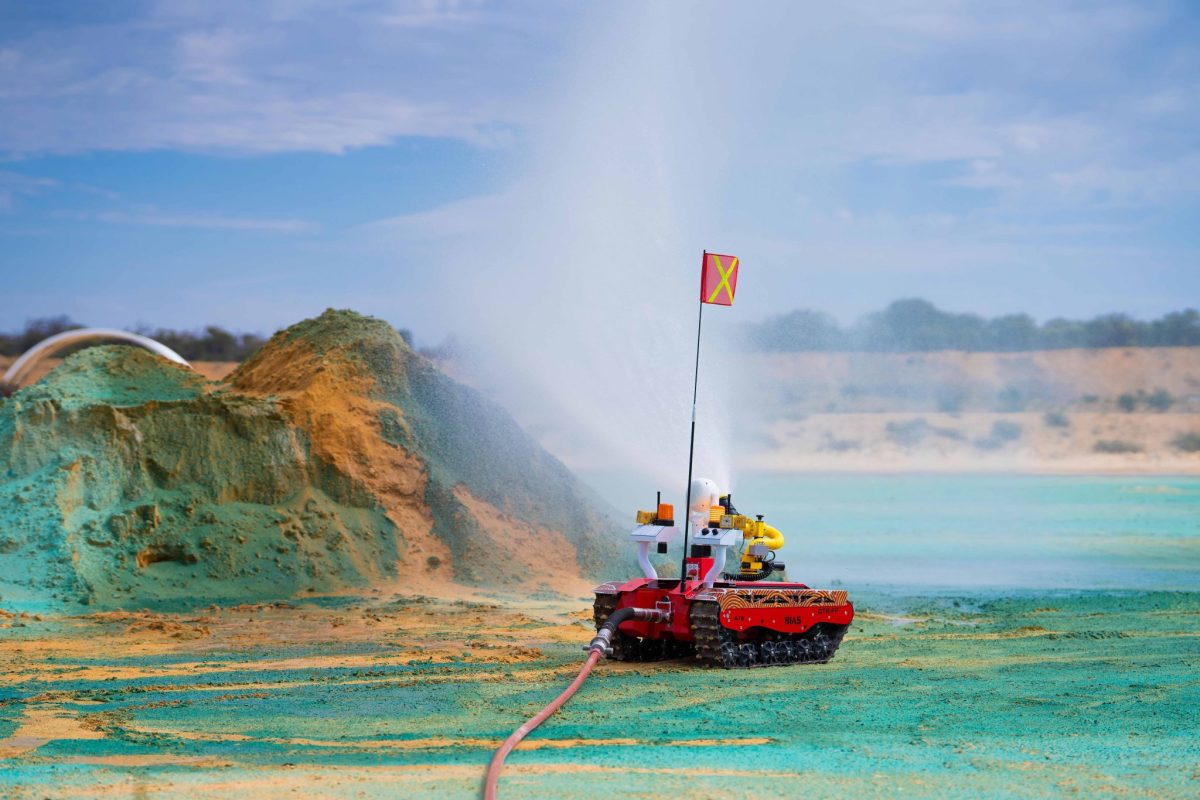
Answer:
[631, 606, 672, 624]
[588, 606, 672, 657]
[586, 629, 616, 656]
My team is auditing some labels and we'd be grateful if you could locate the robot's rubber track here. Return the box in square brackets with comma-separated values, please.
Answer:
[592, 595, 693, 662]
[689, 599, 847, 669]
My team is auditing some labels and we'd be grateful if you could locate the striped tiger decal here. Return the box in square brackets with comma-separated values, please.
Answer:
[715, 588, 849, 611]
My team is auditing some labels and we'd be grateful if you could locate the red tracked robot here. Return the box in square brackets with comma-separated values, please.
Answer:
[592, 479, 853, 668]
[588, 250, 853, 668]
[486, 483, 857, 800]
[484, 251, 854, 797]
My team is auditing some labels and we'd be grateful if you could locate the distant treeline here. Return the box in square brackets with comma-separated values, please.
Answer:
[745, 299, 1200, 353]
[0, 316, 416, 361]
[0, 316, 269, 361]
[6, 304, 1198, 361]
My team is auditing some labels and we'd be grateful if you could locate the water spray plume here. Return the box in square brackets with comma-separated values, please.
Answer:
[419, 4, 768, 501]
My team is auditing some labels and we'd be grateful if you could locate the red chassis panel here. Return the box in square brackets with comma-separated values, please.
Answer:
[596, 574, 854, 641]
[717, 593, 854, 634]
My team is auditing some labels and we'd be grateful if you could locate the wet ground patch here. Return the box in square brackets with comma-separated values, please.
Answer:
[2, 590, 1197, 798]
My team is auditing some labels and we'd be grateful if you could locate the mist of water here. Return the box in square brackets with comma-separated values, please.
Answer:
[413, 4, 1082, 507]
[418, 5, 802, 506]
[373, 3, 1200, 599]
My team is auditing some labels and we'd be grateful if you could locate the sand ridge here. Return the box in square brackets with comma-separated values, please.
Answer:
[231, 334, 449, 590]
[0, 310, 624, 611]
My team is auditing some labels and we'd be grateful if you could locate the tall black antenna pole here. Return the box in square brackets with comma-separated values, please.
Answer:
[678, 252, 707, 589]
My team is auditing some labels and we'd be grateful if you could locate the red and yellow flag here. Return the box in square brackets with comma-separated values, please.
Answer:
[700, 251, 739, 306]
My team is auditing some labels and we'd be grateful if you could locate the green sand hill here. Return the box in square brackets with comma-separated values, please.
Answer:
[0, 310, 621, 610]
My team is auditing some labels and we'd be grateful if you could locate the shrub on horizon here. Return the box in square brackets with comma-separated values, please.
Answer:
[1044, 411, 1070, 428]
[991, 420, 1023, 441]
[822, 434, 861, 452]
[1145, 389, 1174, 412]
[996, 386, 1027, 412]
[886, 417, 964, 446]
[937, 391, 967, 413]
[885, 418, 930, 446]
[1171, 432, 1200, 453]
[1094, 439, 1143, 454]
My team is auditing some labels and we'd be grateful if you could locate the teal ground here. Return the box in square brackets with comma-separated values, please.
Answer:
[2, 475, 1199, 798]
[1, 589, 1197, 799]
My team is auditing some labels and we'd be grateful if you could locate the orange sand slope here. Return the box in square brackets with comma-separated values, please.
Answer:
[0, 310, 622, 611]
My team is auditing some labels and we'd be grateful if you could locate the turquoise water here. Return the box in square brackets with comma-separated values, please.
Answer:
[583, 473, 1200, 591]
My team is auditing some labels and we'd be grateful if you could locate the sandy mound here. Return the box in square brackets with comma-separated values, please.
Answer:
[231, 310, 622, 588]
[0, 311, 621, 610]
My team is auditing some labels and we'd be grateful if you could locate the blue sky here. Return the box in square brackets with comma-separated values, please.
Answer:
[1, 0, 1198, 345]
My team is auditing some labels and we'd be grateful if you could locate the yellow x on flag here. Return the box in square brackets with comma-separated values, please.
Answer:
[700, 252, 739, 306]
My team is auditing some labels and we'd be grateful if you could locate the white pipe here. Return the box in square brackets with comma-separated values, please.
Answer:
[637, 541, 657, 580]
[2, 328, 190, 390]
[702, 545, 728, 588]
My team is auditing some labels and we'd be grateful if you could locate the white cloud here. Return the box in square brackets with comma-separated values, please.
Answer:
[0, 0, 575, 155]
[0, 170, 56, 211]
[364, 189, 511, 241]
[4, 0, 1195, 219]
[378, 0, 488, 29]
[63, 208, 316, 233]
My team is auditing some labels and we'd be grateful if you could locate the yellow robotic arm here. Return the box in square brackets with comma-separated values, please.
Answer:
[710, 495, 786, 581]
[733, 515, 784, 580]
